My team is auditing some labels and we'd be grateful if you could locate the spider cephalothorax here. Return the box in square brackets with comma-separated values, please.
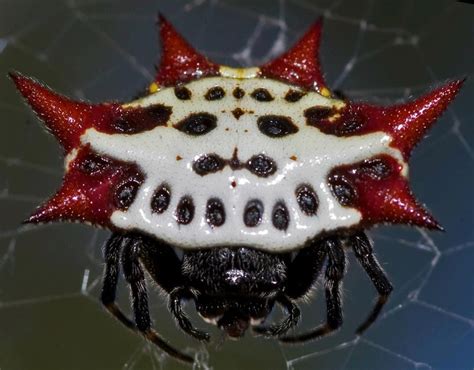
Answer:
[12, 14, 462, 364]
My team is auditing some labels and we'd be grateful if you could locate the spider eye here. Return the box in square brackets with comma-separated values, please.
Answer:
[174, 113, 217, 136]
[257, 115, 299, 138]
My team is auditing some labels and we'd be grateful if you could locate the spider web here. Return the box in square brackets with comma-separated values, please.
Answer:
[0, 0, 473, 369]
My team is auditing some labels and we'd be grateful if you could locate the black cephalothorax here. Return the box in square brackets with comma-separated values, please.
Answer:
[100, 231, 392, 363]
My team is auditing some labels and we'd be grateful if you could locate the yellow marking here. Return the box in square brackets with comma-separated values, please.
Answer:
[148, 82, 159, 94]
[219, 66, 260, 79]
[328, 113, 341, 122]
[320, 87, 331, 97]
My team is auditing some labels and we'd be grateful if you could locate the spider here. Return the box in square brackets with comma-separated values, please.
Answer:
[12, 14, 463, 364]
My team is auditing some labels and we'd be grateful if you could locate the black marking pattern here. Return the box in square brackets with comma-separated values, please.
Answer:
[304, 106, 336, 126]
[244, 199, 264, 227]
[151, 185, 171, 214]
[356, 158, 392, 180]
[231, 108, 245, 120]
[257, 115, 299, 137]
[285, 89, 306, 102]
[174, 86, 192, 100]
[328, 175, 357, 207]
[246, 154, 277, 177]
[176, 196, 195, 225]
[206, 198, 226, 227]
[174, 113, 217, 136]
[79, 154, 110, 174]
[113, 105, 172, 134]
[251, 88, 274, 102]
[272, 202, 289, 230]
[295, 184, 319, 216]
[114, 179, 142, 210]
[205, 86, 226, 100]
[233, 87, 245, 99]
[193, 154, 225, 176]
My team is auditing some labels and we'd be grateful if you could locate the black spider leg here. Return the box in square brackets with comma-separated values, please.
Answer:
[136, 240, 211, 342]
[101, 233, 193, 364]
[285, 240, 327, 300]
[101, 233, 136, 330]
[253, 295, 300, 337]
[349, 231, 393, 335]
[280, 237, 345, 343]
[253, 240, 327, 338]
[169, 287, 211, 341]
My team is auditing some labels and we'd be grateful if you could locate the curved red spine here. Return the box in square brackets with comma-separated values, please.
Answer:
[155, 14, 220, 86]
[260, 18, 329, 93]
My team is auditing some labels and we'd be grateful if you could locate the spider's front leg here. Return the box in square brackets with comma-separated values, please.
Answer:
[346, 231, 393, 334]
[100, 233, 194, 364]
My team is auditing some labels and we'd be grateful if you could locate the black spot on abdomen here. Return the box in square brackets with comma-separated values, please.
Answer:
[244, 200, 264, 227]
[246, 154, 277, 177]
[193, 154, 225, 176]
[206, 198, 226, 227]
[272, 201, 289, 230]
[304, 106, 335, 127]
[174, 113, 217, 136]
[233, 87, 245, 99]
[114, 179, 142, 211]
[205, 86, 226, 100]
[113, 104, 172, 134]
[151, 184, 171, 214]
[231, 108, 245, 120]
[328, 176, 357, 207]
[176, 196, 195, 225]
[257, 115, 299, 137]
[295, 184, 319, 216]
[285, 89, 306, 102]
[251, 88, 274, 102]
[174, 86, 192, 100]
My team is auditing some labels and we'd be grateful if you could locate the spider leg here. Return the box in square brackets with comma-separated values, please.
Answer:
[348, 231, 393, 335]
[103, 233, 193, 364]
[285, 239, 327, 300]
[101, 233, 135, 330]
[169, 287, 211, 341]
[138, 238, 184, 294]
[120, 234, 194, 363]
[252, 294, 300, 337]
[280, 237, 345, 343]
[253, 238, 326, 338]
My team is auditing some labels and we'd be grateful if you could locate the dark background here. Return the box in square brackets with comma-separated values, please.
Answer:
[0, 0, 473, 369]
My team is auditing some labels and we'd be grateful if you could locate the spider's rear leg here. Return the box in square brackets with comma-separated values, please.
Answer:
[347, 231, 393, 335]
[100, 233, 193, 364]
[280, 237, 345, 343]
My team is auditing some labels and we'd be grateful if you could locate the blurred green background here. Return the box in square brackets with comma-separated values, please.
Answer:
[0, 0, 473, 369]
